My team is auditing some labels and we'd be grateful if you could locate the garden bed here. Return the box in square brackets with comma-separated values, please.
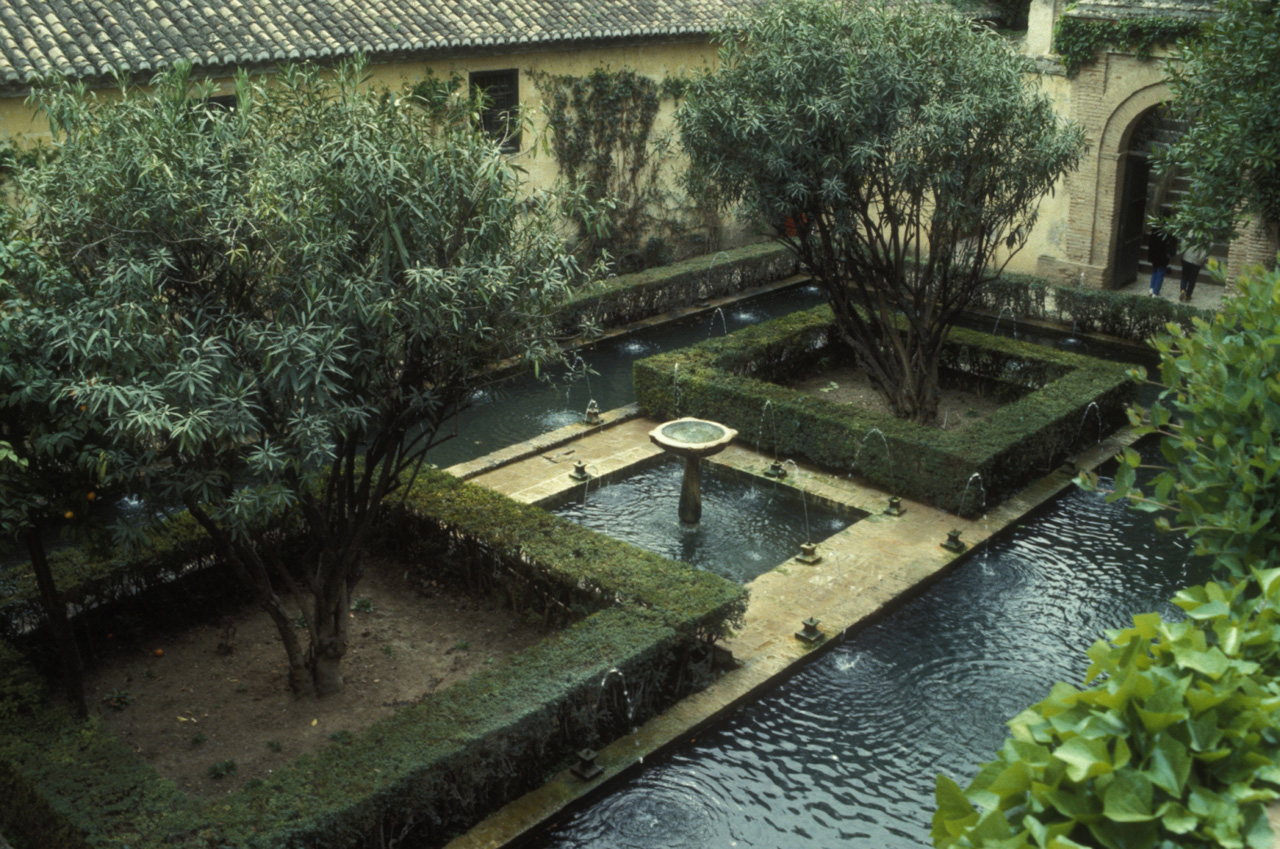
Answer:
[0, 471, 746, 849]
[634, 305, 1135, 516]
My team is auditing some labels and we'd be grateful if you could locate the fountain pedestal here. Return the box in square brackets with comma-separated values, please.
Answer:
[648, 418, 739, 525]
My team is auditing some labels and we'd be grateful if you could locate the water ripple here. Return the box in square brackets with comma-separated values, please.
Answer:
[530, 450, 1213, 849]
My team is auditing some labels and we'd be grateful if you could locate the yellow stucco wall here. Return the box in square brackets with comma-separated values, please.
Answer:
[0, 40, 719, 192]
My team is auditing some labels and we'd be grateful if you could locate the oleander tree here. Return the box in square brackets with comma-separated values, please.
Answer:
[678, 0, 1084, 423]
[1156, 0, 1280, 254]
[12, 60, 583, 697]
[0, 227, 125, 719]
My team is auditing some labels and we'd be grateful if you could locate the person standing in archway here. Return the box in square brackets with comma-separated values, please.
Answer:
[1148, 216, 1178, 296]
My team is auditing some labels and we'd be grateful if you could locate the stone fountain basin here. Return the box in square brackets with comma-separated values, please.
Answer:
[648, 417, 738, 459]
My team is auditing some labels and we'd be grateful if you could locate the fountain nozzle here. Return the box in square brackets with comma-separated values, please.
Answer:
[941, 529, 966, 553]
[795, 542, 822, 565]
[584, 399, 602, 426]
[570, 748, 604, 781]
[764, 461, 787, 479]
[884, 496, 904, 517]
[795, 617, 824, 644]
[569, 460, 592, 482]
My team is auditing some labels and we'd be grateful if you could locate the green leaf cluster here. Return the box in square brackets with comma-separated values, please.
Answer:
[1105, 264, 1280, 579]
[1051, 15, 1203, 77]
[935, 264, 1280, 849]
[934, 575, 1280, 849]
[1157, 0, 1280, 245]
[677, 0, 1084, 423]
[532, 67, 704, 270]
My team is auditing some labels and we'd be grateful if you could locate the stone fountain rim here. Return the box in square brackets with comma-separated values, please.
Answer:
[648, 416, 739, 459]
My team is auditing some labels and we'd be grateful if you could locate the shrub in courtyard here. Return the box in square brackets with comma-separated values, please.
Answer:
[678, 0, 1084, 424]
[10, 60, 585, 697]
[933, 265, 1280, 848]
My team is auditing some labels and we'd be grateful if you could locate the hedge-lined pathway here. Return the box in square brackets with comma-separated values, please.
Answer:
[446, 413, 1137, 849]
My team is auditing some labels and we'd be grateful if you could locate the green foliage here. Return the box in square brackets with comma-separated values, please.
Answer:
[633, 305, 1134, 515]
[0, 640, 46, 725]
[1052, 15, 1202, 77]
[13, 59, 586, 695]
[935, 265, 1280, 849]
[0, 472, 745, 848]
[933, 576, 1280, 849]
[532, 67, 663, 268]
[206, 759, 237, 780]
[975, 271, 1213, 341]
[554, 241, 795, 336]
[1157, 0, 1280, 244]
[678, 0, 1084, 423]
[1095, 265, 1280, 579]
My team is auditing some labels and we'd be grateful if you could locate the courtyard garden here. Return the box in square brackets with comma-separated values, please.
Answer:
[1, 0, 1278, 847]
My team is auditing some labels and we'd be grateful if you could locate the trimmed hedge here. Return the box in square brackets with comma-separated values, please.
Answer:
[975, 271, 1215, 342]
[0, 512, 216, 642]
[634, 306, 1135, 516]
[0, 471, 746, 848]
[555, 241, 797, 334]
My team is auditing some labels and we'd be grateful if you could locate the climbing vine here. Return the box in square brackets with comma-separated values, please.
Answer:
[1052, 14, 1204, 76]
[531, 67, 710, 272]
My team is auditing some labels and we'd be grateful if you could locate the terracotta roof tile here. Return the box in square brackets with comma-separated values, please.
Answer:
[0, 0, 739, 85]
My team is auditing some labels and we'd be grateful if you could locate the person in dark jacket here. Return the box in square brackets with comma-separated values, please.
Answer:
[1147, 219, 1177, 296]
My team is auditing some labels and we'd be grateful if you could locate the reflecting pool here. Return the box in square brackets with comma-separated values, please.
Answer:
[529, 454, 1211, 848]
[551, 459, 857, 584]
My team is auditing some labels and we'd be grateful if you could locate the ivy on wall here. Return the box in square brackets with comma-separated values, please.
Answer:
[1052, 14, 1204, 76]
[531, 67, 714, 272]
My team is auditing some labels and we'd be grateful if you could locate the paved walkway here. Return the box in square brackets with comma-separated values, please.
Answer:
[446, 413, 1137, 849]
[1114, 271, 1226, 311]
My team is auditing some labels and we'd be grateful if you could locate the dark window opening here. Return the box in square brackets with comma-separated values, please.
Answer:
[469, 69, 520, 153]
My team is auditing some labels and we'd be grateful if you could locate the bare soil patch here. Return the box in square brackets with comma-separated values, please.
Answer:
[789, 365, 1005, 429]
[83, 554, 550, 797]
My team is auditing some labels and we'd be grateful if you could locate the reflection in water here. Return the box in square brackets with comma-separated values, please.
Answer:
[532, 463, 1210, 849]
[426, 287, 825, 469]
[552, 459, 854, 584]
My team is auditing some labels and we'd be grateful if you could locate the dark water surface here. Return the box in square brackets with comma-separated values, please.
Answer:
[529, 457, 1211, 849]
[425, 286, 825, 469]
[551, 459, 856, 584]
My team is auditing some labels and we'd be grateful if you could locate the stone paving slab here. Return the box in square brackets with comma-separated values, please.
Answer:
[445, 417, 1140, 849]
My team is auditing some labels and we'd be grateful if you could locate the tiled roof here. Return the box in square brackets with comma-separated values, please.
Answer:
[0, 0, 739, 87]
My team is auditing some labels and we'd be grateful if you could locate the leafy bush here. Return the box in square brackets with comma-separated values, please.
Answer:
[635, 305, 1134, 515]
[934, 265, 1280, 849]
[933, 576, 1280, 849]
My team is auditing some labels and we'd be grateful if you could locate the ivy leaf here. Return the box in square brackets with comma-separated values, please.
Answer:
[1055, 736, 1114, 783]
[1103, 770, 1156, 822]
[1145, 735, 1191, 795]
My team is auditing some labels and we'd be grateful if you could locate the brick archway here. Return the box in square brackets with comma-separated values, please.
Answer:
[1061, 79, 1173, 287]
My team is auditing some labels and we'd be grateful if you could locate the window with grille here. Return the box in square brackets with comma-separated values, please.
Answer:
[469, 69, 521, 153]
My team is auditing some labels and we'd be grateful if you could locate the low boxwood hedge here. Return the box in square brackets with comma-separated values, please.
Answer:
[976, 271, 1214, 342]
[0, 471, 746, 848]
[634, 306, 1135, 516]
[555, 241, 797, 334]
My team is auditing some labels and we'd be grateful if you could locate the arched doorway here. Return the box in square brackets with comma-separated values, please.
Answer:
[1111, 105, 1178, 287]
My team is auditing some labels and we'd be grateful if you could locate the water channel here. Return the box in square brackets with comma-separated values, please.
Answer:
[427, 290, 1194, 849]
[528, 448, 1208, 848]
[425, 286, 826, 470]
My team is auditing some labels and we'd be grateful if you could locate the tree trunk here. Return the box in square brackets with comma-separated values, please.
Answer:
[310, 577, 349, 696]
[23, 526, 87, 719]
